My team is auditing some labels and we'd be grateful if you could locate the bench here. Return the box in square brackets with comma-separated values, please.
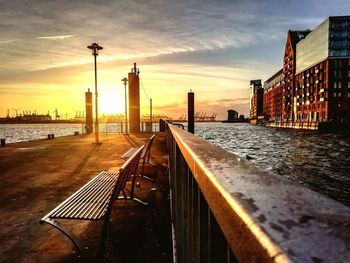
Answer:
[122, 134, 155, 181]
[40, 145, 144, 259]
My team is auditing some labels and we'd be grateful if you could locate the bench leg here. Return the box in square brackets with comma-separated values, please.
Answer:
[130, 173, 148, 205]
[117, 195, 148, 206]
[139, 161, 153, 181]
[117, 184, 148, 205]
[40, 218, 86, 259]
[97, 214, 110, 261]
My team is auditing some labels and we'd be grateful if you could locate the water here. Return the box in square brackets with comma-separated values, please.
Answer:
[1, 122, 349, 206]
[195, 122, 350, 206]
[0, 123, 160, 144]
[0, 123, 85, 143]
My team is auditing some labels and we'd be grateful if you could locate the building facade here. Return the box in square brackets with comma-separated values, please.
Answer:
[258, 16, 350, 129]
[263, 69, 284, 122]
[249, 80, 263, 123]
[283, 30, 311, 122]
[295, 16, 350, 125]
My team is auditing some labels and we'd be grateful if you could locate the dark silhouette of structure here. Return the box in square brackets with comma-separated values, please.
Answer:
[188, 91, 194, 133]
[128, 63, 140, 133]
[227, 110, 238, 122]
[249, 80, 264, 124]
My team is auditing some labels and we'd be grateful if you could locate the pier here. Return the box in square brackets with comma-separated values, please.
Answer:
[0, 132, 172, 262]
[1, 124, 350, 262]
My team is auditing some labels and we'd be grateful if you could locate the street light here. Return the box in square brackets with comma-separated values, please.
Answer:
[121, 77, 128, 134]
[87, 43, 103, 144]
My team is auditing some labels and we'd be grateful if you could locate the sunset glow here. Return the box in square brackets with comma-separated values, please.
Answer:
[0, 0, 349, 119]
[99, 90, 125, 114]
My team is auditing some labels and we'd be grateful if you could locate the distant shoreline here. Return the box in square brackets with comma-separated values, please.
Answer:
[0, 120, 84, 124]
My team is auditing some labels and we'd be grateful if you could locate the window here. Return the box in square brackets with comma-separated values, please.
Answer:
[348, 70, 350, 77]
[348, 92, 350, 98]
[338, 92, 342, 97]
[348, 59, 350, 66]
[334, 93, 337, 97]
[334, 82, 337, 89]
[348, 82, 350, 89]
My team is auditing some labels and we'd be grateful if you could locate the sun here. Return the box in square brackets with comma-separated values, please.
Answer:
[99, 91, 125, 114]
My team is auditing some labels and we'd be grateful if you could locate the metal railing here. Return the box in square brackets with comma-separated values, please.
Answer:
[165, 122, 350, 263]
[100, 122, 160, 134]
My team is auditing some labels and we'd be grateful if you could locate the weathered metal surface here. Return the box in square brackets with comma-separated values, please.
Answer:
[169, 124, 350, 263]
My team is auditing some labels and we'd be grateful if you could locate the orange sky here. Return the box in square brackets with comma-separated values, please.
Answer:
[1, 0, 346, 120]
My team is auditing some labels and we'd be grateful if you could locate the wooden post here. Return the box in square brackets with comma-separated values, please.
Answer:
[188, 91, 194, 134]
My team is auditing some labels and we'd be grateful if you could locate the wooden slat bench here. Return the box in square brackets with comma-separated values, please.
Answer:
[122, 134, 155, 181]
[40, 145, 144, 259]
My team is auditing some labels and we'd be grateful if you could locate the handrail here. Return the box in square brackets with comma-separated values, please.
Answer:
[167, 123, 350, 262]
[159, 118, 184, 131]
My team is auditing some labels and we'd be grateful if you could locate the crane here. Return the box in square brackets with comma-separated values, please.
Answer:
[12, 108, 21, 117]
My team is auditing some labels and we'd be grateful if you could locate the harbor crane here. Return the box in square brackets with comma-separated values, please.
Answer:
[52, 109, 60, 120]
[12, 108, 21, 117]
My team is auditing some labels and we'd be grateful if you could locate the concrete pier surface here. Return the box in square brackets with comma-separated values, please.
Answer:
[0, 133, 172, 262]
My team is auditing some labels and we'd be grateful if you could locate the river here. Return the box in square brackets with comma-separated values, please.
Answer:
[195, 122, 350, 206]
[1, 122, 349, 206]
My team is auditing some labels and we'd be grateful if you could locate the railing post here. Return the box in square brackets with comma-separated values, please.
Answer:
[199, 192, 210, 263]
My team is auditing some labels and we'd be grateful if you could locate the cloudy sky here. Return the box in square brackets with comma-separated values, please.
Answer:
[0, 0, 349, 119]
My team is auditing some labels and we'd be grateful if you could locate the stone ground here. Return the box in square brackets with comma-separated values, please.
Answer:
[0, 132, 172, 263]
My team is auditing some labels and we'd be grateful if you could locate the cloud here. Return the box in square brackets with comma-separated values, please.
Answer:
[1, 0, 350, 116]
[0, 39, 20, 44]
[37, 35, 77, 40]
[0, 0, 295, 72]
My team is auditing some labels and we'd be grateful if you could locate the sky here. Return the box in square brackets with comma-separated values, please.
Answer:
[0, 0, 349, 120]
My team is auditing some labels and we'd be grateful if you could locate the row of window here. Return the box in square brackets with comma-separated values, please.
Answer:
[333, 70, 350, 79]
[333, 58, 350, 67]
[333, 82, 350, 89]
[333, 92, 350, 98]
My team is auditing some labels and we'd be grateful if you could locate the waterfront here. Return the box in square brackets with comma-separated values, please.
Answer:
[0, 123, 85, 144]
[195, 122, 350, 206]
[0, 123, 160, 144]
[1, 122, 349, 206]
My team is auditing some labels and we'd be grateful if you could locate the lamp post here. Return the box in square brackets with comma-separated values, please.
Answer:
[87, 43, 103, 144]
[121, 77, 128, 134]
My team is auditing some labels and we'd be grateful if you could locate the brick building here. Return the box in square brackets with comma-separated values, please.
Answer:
[295, 16, 350, 125]
[259, 16, 350, 129]
[263, 69, 284, 122]
[283, 30, 311, 122]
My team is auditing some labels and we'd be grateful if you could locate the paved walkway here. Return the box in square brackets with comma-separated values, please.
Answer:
[0, 132, 171, 262]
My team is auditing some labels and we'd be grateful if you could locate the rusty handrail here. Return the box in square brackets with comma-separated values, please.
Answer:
[167, 123, 350, 263]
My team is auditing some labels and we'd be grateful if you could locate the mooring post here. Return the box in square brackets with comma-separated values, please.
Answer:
[188, 91, 194, 134]
[159, 119, 166, 132]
